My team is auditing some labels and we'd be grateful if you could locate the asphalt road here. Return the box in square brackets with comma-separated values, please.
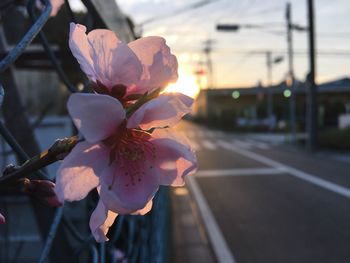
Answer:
[176, 120, 350, 263]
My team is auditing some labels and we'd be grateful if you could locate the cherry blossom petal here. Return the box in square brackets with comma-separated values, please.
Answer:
[127, 93, 193, 130]
[87, 29, 142, 88]
[55, 141, 109, 202]
[151, 129, 197, 186]
[132, 200, 153, 215]
[100, 162, 160, 210]
[51, 0, 64, 16]
[0, 213, 5, 224]
[36, 0, 64, 17]
[99, 179, 135, 214]
[69, 23, 96, 81]
[68, 93, 125, 143]
[89, 200, 117, 242]
[128, 36, 178, 93]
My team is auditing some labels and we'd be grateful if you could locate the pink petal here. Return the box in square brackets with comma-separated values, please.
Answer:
[50, 0, 64, 16]
[87, 29, 142, 88]
[69, 23, 96, 81]
[36, 0, 64, 17]
[132, 200, 153, 215]
[67, 93, 125, 143]
[55, 141, 109, 202]
[0, 213, 5, 224]
[89, 200, 118, 242]
[99, 179, 135, 214]
[127, 93, 193, 130]
[151, 129, 197, 186]
[100, 162, 160, 211]
[128, 36, 178, 93]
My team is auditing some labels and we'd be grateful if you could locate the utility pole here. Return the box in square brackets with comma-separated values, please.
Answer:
[266, 51, 273, 126]
[306, 0, 317, 151]
[266, 51, 283, 130]
[203, 39, 214, 89]
[286, 2, 297, 143]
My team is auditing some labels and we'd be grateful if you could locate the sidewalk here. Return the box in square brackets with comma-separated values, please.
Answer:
[170, 186, 216, 263]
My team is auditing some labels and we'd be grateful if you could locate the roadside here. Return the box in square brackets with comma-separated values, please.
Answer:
[170, 186, 216, 263]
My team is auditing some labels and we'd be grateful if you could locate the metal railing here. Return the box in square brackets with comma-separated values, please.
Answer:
[0, 1, 170, 262]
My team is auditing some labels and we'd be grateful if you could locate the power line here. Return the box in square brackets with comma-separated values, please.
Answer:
[240, 5, 285, 18]
[140, 0, 218, 25]
[173, 45, 350, 56]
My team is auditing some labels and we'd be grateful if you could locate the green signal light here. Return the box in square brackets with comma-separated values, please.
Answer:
[232, 91, 240, 99]
[283, 89, 292, 98]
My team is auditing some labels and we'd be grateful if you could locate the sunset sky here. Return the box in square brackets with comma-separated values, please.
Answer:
[71, 0, 350, 89]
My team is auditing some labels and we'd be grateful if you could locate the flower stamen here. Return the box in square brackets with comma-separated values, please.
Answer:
[105, 128, 156, 189]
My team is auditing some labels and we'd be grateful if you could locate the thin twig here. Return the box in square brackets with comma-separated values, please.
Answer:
[0, 136, 79, 185]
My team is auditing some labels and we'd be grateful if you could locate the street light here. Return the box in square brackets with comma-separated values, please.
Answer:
[216, 24, 240, 31]
[216, 23, 263, 32]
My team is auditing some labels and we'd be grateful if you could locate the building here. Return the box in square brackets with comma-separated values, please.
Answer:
[193, 77, 350, 130]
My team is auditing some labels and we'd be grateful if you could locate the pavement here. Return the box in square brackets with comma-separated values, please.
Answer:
[170, 186, 216, 263]
[171, 120, 350, 263]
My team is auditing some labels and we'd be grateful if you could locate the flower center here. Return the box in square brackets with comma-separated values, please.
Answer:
[103, 123, 156, 188]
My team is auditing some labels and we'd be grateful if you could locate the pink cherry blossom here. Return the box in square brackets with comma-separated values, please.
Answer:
[68, 23, 178, 102]
[0, 213, 5, 224]
[36, 0, 64, 17]
[55, 92, 197, 242]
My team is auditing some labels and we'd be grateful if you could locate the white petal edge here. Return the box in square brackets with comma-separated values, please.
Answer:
[55, 141, 109, 202]
[67, 93, 126, 143]
[89, 200, 118, 242]
[127, 92, 193, 130]
[69, 23, 96, 81]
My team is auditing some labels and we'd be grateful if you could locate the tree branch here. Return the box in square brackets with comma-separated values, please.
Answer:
[0, 136, 79, 185]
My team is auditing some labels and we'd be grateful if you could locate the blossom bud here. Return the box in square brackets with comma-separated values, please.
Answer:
[0, 213, 5, 224]
[23, 179, 62, 207]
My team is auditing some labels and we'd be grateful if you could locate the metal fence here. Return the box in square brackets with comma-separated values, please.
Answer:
[0, 1, 170, 262]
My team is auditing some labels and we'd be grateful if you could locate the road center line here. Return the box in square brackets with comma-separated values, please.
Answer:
[217, 139, 350, 199]
[186, 176, 236, 263]
[231, 140, 252, 149]
[195, 167, 284, 177]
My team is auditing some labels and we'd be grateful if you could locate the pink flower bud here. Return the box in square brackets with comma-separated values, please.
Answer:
[0, 213, 5, 224]
[23, 180, 62, 207]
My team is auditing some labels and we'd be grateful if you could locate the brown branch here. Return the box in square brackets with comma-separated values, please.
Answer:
[0, 136, 79, 185]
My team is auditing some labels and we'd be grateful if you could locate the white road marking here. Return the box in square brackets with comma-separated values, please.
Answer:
[244, 139, 270, 149]
[231, 140, 253, 149]
[195, 167, 284, 177]
[255, 142, 270, 150]
[202, 139, 218, 150]
[187, 176, 236, 263]
[217, 139, 350, 199]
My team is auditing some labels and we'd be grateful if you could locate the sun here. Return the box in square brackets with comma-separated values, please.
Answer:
[164, 73, 200, 99]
